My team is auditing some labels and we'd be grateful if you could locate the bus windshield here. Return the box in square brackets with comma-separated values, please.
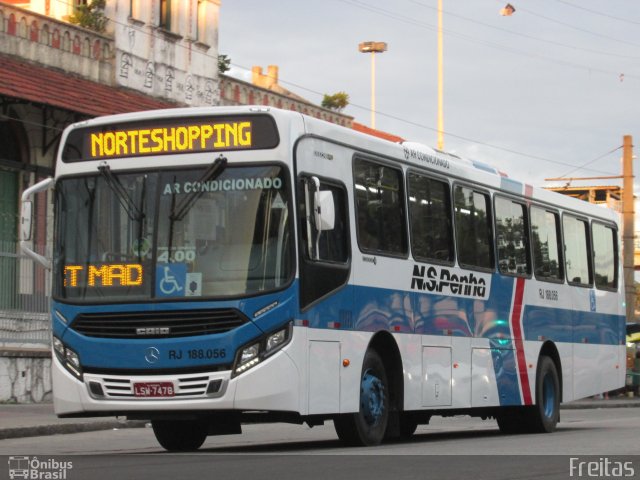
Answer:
[55, 164, 292, 302]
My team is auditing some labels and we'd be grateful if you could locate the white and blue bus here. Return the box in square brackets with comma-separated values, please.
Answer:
[21, 106, 625, 450]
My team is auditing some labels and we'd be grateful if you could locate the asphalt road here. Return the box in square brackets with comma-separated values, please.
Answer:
[1, 409, 639, 480]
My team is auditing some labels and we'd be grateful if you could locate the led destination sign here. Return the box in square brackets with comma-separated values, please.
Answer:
[63, 263, 144, 288]
[62, 115, 280, 162]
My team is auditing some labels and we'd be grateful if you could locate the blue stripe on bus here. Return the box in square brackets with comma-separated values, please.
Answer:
[522, 305, 624, 345]
[490, 346, 522, 406]
[302, 279, 624, 345]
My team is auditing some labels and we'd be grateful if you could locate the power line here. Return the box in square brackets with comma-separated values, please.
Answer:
[0, 113, 65, 131]
[335, 0, 640, 80]
[194, 62, 622, 176]
[554, 0, 640, 27]
[515, 4, 640, 49]
[555, 146, 623, 179]
[408, 0, 640, 60]
[29, 0, 629, 176]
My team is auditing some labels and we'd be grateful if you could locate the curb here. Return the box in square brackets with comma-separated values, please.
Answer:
[561, 401, 640, 410]
[0, 420, 146, 440]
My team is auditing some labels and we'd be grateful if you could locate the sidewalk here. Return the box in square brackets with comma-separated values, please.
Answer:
[0, 403, 145, 440]
[560, 394, 640, 410]
[0, 396, 639, 440]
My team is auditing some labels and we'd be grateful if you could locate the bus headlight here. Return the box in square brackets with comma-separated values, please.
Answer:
[266, 329, 287, 353]
[52, 336, 83, 380]
[239, 343, 260, 364]
[232, 322, 292, 377]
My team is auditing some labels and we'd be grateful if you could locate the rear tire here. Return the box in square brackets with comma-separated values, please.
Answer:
[334, 349, 389, 446]
[152, 419, 208, 451]
[497, 355, 560, 434]
[528, 355, 560, 433]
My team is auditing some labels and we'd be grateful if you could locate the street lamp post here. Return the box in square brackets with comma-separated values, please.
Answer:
[438, 0, 444, 150]
[359, 41, 387, 130]
[437, 0, 444, 150]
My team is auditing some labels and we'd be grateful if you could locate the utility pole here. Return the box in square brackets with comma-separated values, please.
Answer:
[623, 135, 635, 322]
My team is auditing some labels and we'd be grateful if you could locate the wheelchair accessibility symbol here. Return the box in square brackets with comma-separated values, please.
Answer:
[156, 264, 187, 297]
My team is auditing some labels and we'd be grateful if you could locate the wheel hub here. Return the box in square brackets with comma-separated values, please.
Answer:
[360, 369, 385, 426]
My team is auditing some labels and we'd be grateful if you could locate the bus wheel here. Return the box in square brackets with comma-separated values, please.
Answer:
[151, 419, 208, 451]
[528, 355, 560, 433]
[497, 356, 560, 434]
[334, 349, 389, 446]
[496, 409, 526, 434]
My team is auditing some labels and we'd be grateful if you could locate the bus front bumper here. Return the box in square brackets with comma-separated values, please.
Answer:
[52, 328, 305, 417]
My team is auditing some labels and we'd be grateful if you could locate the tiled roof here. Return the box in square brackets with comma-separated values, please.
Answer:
[352, 121, 405, 143]
[0, 54, 175, 116]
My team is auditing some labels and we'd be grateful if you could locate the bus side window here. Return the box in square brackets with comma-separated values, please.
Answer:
[407, 172, 454, 264]
[298, 176, 350, 310]
[530, 206, 563, 282]
[302, 180, 349, 264]
[453, 185, 494, 270]
[563, 214, 592, 286]
[353, 158, 407, 256]
[495, 196, 531, 276]
[592, 223, 618, 290]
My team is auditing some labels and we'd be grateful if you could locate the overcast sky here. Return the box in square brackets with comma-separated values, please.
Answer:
[219, 0, 639, 191]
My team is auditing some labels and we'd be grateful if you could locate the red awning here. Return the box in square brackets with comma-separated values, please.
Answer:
[0, 54, 175, 117]
[352, 121, 404, 143]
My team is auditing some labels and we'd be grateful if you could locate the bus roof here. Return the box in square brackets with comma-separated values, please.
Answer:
[58, 106, 620, 225]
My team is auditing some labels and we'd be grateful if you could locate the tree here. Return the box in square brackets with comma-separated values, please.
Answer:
[218, 54, 231, 75]
[69, 0, 108, 33]
[321, 92, 349, 112]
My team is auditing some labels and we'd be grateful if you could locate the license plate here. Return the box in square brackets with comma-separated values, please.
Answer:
[133, 382, 175, 397]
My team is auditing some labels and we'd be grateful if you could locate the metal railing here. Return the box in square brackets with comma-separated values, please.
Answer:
[0, 240, 51, 346]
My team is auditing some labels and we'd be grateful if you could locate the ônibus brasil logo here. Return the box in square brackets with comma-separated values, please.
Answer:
[8, 456, 73, 480]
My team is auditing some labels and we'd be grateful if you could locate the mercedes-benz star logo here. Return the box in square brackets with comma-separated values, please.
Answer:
[145, 347, 160, 364]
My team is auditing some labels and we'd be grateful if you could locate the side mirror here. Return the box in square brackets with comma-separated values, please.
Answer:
[20, 201, 33, 241]
[19, 177, 54, 269]
[314, 190, 335, 231]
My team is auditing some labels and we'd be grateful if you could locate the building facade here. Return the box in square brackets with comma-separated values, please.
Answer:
[219, 65, 354, 128]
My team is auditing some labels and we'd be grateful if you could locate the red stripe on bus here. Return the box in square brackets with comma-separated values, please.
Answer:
[511, 277, 533, 405]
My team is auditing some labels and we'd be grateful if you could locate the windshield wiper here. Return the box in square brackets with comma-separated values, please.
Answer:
[170, 155, 228, 221]
[97, 162, 145, 222]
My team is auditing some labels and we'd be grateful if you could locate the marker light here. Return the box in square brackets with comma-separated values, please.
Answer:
[53, 337, 65, 357]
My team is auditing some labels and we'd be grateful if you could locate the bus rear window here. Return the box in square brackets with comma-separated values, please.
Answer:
[592, 223, 618, 290]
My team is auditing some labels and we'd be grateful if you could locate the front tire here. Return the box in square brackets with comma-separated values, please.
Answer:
[334, 349, 389, 446]
[152, 419, 208, 451]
